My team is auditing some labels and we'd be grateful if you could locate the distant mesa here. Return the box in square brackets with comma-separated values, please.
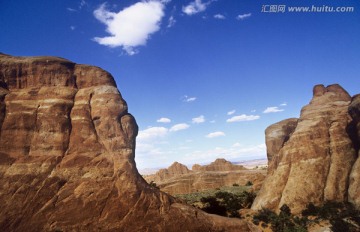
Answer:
[145, 158, 266, 195]
[192, 158, 247, 172]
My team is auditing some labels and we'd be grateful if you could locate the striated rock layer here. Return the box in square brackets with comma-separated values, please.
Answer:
[0, 54, 250, 231]
[145, 159, 265, 195]
[252, 84, 359, 214]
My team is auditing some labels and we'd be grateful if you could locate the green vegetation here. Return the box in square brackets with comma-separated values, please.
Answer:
[175, 185, 250, 205]
[245, 181, 253, 186]
[253, 204, 307, 232]
[252, 201, 360, 232]
[301, 201, 360, 232]
[175, 185, 255, 218]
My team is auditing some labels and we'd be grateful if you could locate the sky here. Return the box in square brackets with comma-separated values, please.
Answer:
[1, 0, 360, 171]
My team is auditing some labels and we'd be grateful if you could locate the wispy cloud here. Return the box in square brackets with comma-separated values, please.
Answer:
[263, 106, 284, 113]
[182, 95, 197, 102]
[182, 0, 211, 15]
[167, 15, 176, 28]
[236, 13, 252, 20]
[79, 0, 87, 9]
[157, 117, 171, 123]
[192, 115, 205, 124]
[206, 131, 225, 138]
[280, 102, 287, 106]
[93, 1, 165, 55]
[70, 26, 76, 31]
[227, 110, 236, 115]
[227, 114, 260, 122]
[67, 0, 88, 12]
[170, 123, 190, 132]
[214, 14, 225, 19]
[67, 7, 77, 12]
[137, 126, 168, 142]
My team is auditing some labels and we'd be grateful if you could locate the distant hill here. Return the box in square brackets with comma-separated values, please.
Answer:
[144, 158, 266, 195]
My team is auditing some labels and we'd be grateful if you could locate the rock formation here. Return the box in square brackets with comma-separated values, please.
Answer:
[150, 161, 191, 183]
[0, 54, 250, 231]
[265, 118, 298, 172]
[145, 159, 265, 195]
[252, 84, 359, 214]
[192, 158, 247, 172]
[348, 94, 360, 207]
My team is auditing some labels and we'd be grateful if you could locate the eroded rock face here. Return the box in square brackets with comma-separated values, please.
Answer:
[0, 54, 250, 231]
[252, 84, 358, 214]
[265, 118, 298, 173]
[348, 94, 360, 207]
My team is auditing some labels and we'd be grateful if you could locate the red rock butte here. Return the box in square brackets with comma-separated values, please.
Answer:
[252, 84, 360, 214]
[0, 54, 250, 231]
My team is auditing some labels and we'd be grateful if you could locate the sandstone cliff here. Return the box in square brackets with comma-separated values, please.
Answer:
[0, 54, 250, 231]
[252, 84, 359, 214]
[145, 159, 265, 195]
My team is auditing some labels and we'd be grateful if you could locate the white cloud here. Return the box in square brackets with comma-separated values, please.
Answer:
[206, 131, 225, 138]
[157, 117, 171, 123]
[137, 126, 168, 142]
[280, 102, 287, 106]
[263, 106, 284, 113]
[227, 114, 260, 122]
[227, 110, 236, 115]
[236, 13, 251, 20]
[182, 0, 209, 15]
[232, 142, 242, 147]
[170, 123, 190, 132]
[214, 14, 225, 19]
[93, 1, 165, 55]
[67, 7, 77, 12]
[167, 15, 176, 28]
[182, 95, 197, 102]
[192, 115, 205, 124]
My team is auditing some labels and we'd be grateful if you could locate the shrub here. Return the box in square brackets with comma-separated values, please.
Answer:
[253, 205, 307, 232]
[245, 181, 253, 186]
[200, 196, 227, 216]
[239, 191, 256, 208]
[301, 201, 360, 232]
[149, 181, 158, 189]
[330, 218, 350, 232]
[301, 202, 318, 217]
[232, 183, 239, 187]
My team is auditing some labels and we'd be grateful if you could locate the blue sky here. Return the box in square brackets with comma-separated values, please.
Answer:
[1, 0, 359, 170]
